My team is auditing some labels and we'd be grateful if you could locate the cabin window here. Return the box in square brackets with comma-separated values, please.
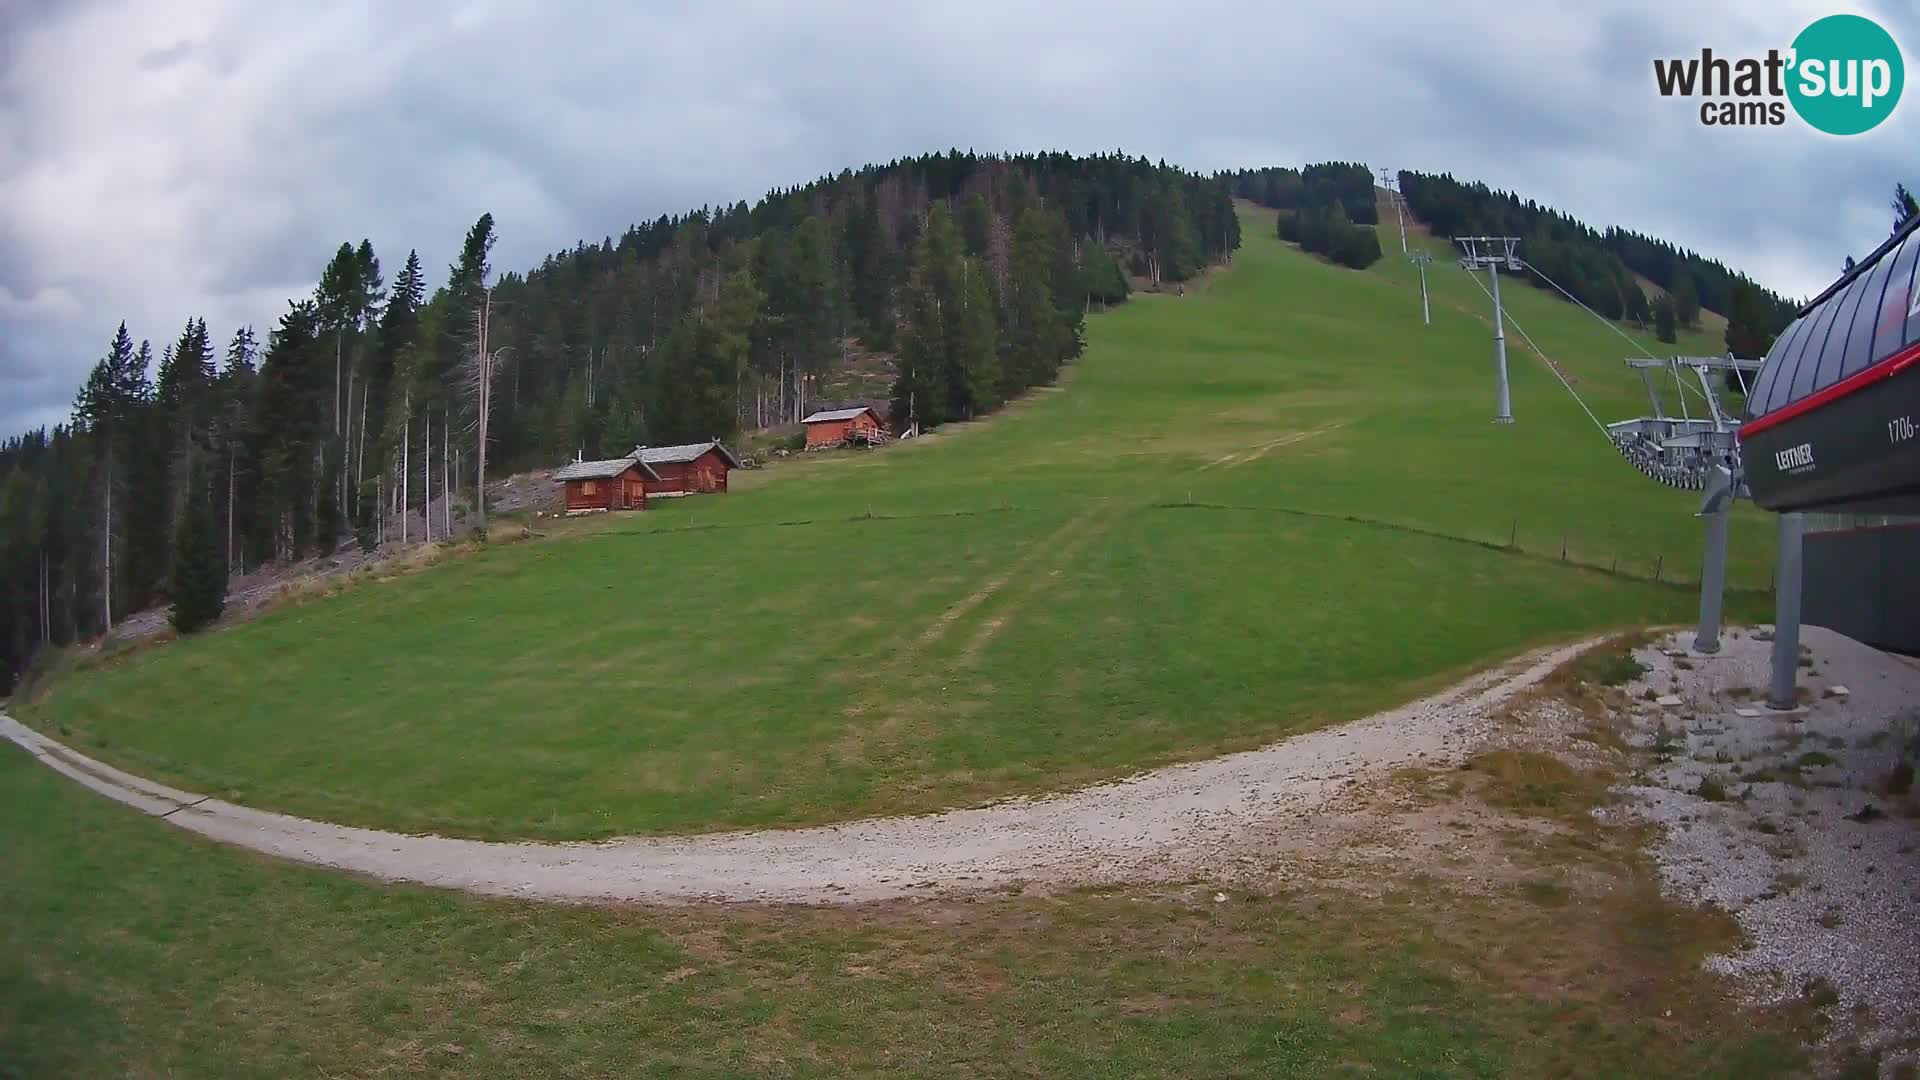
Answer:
[582, 480, 597, 495]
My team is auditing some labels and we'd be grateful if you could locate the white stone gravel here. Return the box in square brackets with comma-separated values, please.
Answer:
[1615, 625, 1920, 1067]
[1, 637, 1595, 906]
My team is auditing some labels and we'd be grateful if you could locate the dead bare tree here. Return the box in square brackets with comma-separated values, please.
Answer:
[457, 288, 508, 531]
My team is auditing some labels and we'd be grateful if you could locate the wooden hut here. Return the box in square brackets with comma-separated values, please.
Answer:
[802, 406, 886, 449]
[634, 441, 741, 496]
[551, 455, 659, 514]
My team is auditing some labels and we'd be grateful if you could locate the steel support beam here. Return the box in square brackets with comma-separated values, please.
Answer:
[1693, 469, 1734, 654]
[1767, 512, 1805, 710]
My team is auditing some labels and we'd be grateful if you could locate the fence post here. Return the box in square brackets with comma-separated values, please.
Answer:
[1560, 533, 1567, 561]
[1508, 520, 1517, 549]
[1610, 553, 1618, 574]
[1654, 554, 1664, 582]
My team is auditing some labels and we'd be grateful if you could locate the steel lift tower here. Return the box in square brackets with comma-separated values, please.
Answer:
[1410, 251, 1432, 325]
[1456, 237, 1521, 423]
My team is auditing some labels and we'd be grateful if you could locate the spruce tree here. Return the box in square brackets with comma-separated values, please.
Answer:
[961, 194, 994, 259]
[1672, 274, 1701, 328]
[1654, 295, 1678, 344]
[1724, 279, 1779, 360]
[1001, 207, 1071, 395]
[169, 456, 225, 634]
[950, 257, 1001, 418]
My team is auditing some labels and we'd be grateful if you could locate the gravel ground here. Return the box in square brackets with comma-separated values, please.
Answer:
[0, 636, 1596, 906]
[1615, 625, 1920, 1067]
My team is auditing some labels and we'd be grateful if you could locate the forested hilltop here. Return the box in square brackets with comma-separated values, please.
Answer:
[0, 151, 1237, 689]
[1395, 171, 1800, 352]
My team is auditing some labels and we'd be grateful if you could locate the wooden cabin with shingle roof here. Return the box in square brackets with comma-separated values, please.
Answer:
[632, 441, 740, 496]
[551, 455, 659, 513]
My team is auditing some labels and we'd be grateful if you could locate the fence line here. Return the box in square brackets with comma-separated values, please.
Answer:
[560, 497, 1769, 596]
[1146, 499, 1768, 595]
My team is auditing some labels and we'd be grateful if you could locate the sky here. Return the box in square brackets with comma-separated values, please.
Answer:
[2, 0, 1914, 435]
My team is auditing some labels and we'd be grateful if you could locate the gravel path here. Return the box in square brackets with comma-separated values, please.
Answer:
[1616, 626, 1920, 1064]
[0, 637, 1595, 904]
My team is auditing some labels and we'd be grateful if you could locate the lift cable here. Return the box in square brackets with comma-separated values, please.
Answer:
[1517, 259, 1717, 411]
[1461, 267, 1612, 439]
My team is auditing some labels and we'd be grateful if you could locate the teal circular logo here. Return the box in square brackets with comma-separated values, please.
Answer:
[1788, 15, 1903, 135]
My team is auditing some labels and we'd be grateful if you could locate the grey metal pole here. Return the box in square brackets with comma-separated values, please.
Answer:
[1767, 512, 1805, 710]
[1489, 264, 1513, 423]
[1419, 263, 1430, 325]
[1693, 503, 1730, 653]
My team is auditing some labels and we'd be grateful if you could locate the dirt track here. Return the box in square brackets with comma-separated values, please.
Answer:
[0, 638, 1597, 904]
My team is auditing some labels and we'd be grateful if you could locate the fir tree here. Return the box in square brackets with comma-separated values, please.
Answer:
[1724, 279, 1779, 360]
[168, 456, 225, 634]
[1654, 295, 1678, 344]
[1000, 207, 1072, 395]
[960, 193, 994, 259]
[1671, 274, 1701, 329]
[950, 257, 1000, 418]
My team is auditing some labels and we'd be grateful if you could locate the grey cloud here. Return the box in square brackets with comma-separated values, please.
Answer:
[3, 0, 1915, 433]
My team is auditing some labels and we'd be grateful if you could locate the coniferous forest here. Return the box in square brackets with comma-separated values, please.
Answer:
[0, 151, 1238, 689]
[1394, 170, 1801, 348]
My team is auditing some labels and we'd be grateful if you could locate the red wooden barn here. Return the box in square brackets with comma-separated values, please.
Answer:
[801, 406, 886, 449]
[551, 455, 659, 514]
[634, 441, 741, 496]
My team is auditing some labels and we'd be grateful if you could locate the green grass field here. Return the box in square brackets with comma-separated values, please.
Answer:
[21, 205, 1776, 840]
[0, 744, 1811, 1078]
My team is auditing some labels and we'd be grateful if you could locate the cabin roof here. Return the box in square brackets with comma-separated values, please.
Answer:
[551, 456, 660, 482]
[801, 407, 879, 424]
[631, 441, 741, 468]
[1746, 211, 1920, 421]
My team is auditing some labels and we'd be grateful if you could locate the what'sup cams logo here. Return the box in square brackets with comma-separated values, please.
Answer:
[1654, 14, 1903, 134]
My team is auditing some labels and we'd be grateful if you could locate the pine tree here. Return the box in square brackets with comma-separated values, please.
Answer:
[168, 455, 225, 634]
[1724, 279, 1779, 360]
[961, 193, 994, 259]
[842, 196, 893, 347]
[1672, 274, 1701, 328]
[1894, 183, 1918, 234]
[215, 326, 258, 574]
[891, 206, 963, 431]
[154, 317, 215, 556]
[950, 256, 1001, 418]
[1000, 207, 1071, 395]
[71, 323, 147, 632]
[1624, 280, 1652, 327]
[1654, 295, 1678, 344]
[252, 301, 326, 560]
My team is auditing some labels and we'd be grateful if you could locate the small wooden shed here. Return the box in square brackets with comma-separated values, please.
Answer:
[802, 406, 886, 449]
[551, 455, 659, 514]
[634, 441, 741, 496]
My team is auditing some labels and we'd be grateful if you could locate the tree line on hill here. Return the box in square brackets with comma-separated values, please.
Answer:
[1395, 170, 1800, 355]
[0, 151, 1237, 690]
[1220, 164, 1384, 270]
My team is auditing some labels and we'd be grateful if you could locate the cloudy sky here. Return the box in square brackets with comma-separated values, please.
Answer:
[2, 0, 1912, 434]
